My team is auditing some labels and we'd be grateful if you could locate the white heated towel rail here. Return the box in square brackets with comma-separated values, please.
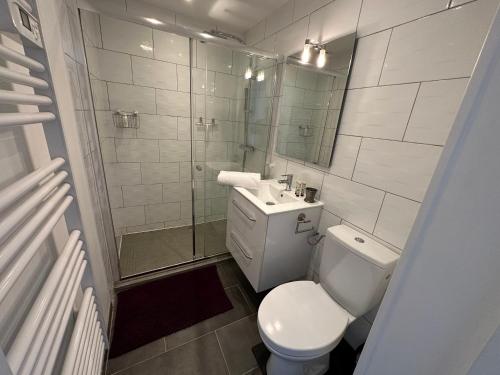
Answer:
[0, 1, 107, 374]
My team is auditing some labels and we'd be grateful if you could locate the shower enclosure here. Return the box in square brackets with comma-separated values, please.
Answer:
[80, 11, 276, 278]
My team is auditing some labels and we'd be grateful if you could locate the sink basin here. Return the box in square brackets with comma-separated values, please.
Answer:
[234, 179, 323, 215]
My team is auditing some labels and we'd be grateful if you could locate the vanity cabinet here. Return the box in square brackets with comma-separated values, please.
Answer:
[226, 188, 323, 292]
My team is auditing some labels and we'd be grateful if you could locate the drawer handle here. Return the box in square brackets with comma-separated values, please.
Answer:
[230, 232, 253, 260]
[232, 199, 256, 222]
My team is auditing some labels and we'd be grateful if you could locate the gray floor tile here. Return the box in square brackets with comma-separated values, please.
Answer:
[163, 333, 228, 375]
[216, 315, 262, 375]
[119, 221, 228, 277]
[165, 286, 253, 350]
[107, 338, 165, 374]
[216, 259, 247, 288]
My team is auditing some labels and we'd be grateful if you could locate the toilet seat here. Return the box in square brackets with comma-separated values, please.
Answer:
[257, 281, 350, 359]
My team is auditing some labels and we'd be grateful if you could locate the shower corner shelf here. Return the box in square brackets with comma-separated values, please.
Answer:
[113, 110, 139, 129]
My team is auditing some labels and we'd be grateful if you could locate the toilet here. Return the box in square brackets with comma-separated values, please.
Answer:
[257, 225, 400, 375]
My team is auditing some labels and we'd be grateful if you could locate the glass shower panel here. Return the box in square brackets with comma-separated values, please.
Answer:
[192, 41, 276, 260]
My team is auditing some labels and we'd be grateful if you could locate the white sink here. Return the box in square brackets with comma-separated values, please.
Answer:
[234, 179, 323, 215]
[227, 179, 324, 292]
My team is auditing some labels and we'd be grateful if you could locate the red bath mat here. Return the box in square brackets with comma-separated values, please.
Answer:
[109, 265, 233, 358]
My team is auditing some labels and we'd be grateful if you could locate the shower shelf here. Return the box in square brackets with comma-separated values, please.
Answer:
[113, 110, 139, 129]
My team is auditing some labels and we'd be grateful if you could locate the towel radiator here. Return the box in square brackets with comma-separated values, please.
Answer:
[0, 0, 107, 373]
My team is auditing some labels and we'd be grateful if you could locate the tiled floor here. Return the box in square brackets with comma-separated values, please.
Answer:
[120, 220, 228, 277]
[107, 259, 267, 375]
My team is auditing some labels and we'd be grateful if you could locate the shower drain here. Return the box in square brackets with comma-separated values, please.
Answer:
[266, 201, 276, 205]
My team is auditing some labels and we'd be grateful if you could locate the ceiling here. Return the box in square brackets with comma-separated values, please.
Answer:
[141, 0, 288, 34]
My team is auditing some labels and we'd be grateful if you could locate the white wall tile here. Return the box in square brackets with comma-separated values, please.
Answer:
[159, 140, 191, 162]
[339, 84, 419, 140]
[163, 182, 192, 202]
[320, 174, 385, 232]
[178, 117, 194, 141]
[307, 0, 362, 43]
[404, 78, 468, 145]
[348, 30, 391, 89]
[197, 43, 233, 74]
[80, 10, 102, 48]
[374, 193, 420, 249]
[122, 184, 163, 206]
[274, 17, 309, 56]
[329, 135, 361, 178]
[357, 0, 448, 37]
[86, 47, 132, 83]
[286, 161, 325, 192]
[353, 139, 442, 201]
[145, 202, 181, 223]
[177, 66, 215, 95]
[153, 29, 190, 65]
[100, 15, 153, 58]
[265, 1, 294, 36]
[90, 80, 109, 110]
[112, 206, 145, 228]
[115, 138, 159, 162]
[107, 83, 156, 113]
[104, 163, 141, 186]
[99, 138, 116, 162]
[156, 90, 190, 117]
[107, 185, 123, 208]
[131, 56, 177, 90]
[214, 73, 237, 98]
[137, 114, 177, 140]
[141, 162, 179, 184]
[380, 0, 497, 85]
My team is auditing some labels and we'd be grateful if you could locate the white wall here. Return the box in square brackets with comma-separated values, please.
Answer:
[355, 7, 500, 373]
[38, 0, 114, 322]
[245, 0, 499, 345]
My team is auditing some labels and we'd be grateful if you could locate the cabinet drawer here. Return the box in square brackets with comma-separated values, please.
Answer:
[227, 189, 267, 252]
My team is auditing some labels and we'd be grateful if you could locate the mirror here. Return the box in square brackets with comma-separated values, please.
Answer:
[275, 33, 356, 167]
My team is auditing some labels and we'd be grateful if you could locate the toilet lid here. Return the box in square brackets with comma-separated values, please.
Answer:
[258, 281, 349, 358]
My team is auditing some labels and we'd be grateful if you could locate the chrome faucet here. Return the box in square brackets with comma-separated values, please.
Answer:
[278, 174, 293, 191]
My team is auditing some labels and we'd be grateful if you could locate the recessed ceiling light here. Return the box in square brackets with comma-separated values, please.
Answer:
[143, 17, 163, 25]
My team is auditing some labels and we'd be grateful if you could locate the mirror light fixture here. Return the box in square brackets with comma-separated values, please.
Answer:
[301, 39, 311, 63]
[300, 39, 327, 68]
[317, 48, 326, 68]
[257, 70, 265, 82]
[244, 67, 253, 80]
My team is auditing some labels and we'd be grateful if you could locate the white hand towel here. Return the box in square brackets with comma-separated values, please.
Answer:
[217, 171, 261, 189]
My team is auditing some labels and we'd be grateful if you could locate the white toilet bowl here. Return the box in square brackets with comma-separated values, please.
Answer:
[257, 281, 354, 375]
[257, 225, 400, 375]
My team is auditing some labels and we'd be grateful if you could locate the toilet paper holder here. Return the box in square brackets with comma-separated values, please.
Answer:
[295, 213, 314, 234]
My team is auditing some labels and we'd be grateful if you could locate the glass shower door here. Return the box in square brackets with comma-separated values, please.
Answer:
[191, 40, 235, 260]
[191, 40, 276, 260]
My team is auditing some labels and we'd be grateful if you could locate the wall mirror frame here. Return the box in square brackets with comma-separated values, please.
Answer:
[275, 33, 356, 167]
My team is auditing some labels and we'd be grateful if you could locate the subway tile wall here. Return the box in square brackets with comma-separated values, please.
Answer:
[246, 0, 498, 342]
[248, 0, 497, 254]
[59, 0, 116, 261]
[81, 12, 274, 236]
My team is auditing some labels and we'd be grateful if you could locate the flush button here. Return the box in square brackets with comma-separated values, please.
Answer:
[355, 237, 365, 243]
